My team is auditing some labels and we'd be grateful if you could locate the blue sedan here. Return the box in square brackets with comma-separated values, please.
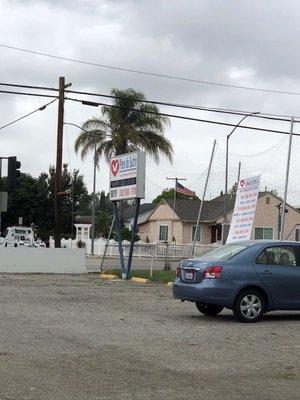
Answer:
[173, 240, 300, 322]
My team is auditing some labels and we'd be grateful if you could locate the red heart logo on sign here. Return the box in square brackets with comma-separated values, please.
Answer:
[111, 159, 120, 177]
[240, 179, 245, 187]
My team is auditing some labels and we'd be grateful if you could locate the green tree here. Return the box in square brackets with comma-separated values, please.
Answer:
[95, 211, 113, 237]
[228, 182, 238, 197]
[59, 164, 89, 238]
[98, 190, 107, 211]
[75, 88, 173, 164]
[75, 88, 173, 226]
[1, 166, 89, 241]
[1, 174, 40, 234]
[152, 188, 199, 205]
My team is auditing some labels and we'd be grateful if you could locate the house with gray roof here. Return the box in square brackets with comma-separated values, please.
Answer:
[123, 203, 156, 230]
[138, 192, 300, 244]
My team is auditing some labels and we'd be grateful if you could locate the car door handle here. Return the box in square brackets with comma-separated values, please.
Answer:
[261, 270, 272, 275]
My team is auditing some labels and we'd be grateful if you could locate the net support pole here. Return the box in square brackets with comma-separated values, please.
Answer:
[190, 139, 216, 258]
[280, 117, 294, 240]
[237, 161, 241, 184]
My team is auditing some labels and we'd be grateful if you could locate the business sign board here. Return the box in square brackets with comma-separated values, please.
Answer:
[109, 151, 146, 201]
[226, 175, 261, 243]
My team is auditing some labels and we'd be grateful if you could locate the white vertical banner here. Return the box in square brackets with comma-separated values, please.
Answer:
[226, 175, 261, 243]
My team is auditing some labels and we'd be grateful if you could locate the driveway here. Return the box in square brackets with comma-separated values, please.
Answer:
[0, 274, 299, 399]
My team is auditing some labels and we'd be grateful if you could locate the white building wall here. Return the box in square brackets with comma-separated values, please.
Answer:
[0, 248, 86, 273]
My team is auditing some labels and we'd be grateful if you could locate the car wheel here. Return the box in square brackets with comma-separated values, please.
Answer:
[233, 290, 265, 323]
[195, 302, 224, 316]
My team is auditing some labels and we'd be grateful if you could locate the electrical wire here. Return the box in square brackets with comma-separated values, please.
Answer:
[66, 97, 300, 136]
[0, 84, 298, 136]
[66, 89, 298, 123]
[0, 98, 57, 131]
[0, 86, 298, 136]
[2, 43, 300, 97]
[217, 136, 288, 158]
[0, 89, 58, 99]
[1, 85, 294, 134]
[0, 81, 300, 122]
[0, 82, 59, 92]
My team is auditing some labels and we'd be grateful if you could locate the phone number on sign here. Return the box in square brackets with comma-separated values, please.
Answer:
[110, 187, 137, 199]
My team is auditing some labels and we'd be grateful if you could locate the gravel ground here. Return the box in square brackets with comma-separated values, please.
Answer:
[0, 273, 299, 400]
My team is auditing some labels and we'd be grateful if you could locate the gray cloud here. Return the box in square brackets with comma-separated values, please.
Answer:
[0, 0, 300, 203]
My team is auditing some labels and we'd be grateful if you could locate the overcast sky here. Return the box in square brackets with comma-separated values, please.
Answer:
[1, 0, 300, 203]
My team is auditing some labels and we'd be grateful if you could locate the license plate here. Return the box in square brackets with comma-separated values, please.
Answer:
[185, 272, 194, 280]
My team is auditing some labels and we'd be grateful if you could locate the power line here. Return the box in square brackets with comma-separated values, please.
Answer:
[0, 89, 58, 99]
[0, 85, 298, 136]
[66, 97, 300, 137]
[0, 82, 59, 92]
[0, 81, 300, 122]
[0, 98, 57, 131]
[2, 43, 300, 97]
[67, 89, 297, 123]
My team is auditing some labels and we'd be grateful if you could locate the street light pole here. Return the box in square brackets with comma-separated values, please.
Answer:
[280, 117, 294, 240]
[224, 112, 259, 224]
[91, 144, 97, 255]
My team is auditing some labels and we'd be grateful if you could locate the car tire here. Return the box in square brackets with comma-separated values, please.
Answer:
[233, 289, 266, 323]
[195, 302, 224, 316]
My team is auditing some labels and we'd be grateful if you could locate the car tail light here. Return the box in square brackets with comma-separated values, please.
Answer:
[203, 266, 222, 279]
[176, 265, 181, 277]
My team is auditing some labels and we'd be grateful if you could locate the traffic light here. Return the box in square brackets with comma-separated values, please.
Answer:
[8, 156, 21, 189]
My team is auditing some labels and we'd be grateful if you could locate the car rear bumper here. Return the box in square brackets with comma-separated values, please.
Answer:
[173, 278, 235, 308]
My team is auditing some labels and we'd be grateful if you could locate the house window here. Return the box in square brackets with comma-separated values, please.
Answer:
[192, 225, 201, 242]
[83, 227, 89, 237]
[159, 225, 168, 241]
[295, 228, 300, 242]
[266, 196, 270, 205]
[254, 227, 273, 240]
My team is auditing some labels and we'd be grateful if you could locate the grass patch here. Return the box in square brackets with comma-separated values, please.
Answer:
[106, 269, 175, 283]
[281, 373, 297, 380]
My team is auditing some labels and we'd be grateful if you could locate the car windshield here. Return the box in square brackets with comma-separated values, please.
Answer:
[200, 244, 248, 261]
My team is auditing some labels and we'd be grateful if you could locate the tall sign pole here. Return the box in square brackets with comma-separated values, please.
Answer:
[109, 151, 146, 279]
[280, 117, 294, 240]
[54, 77, 71, 248]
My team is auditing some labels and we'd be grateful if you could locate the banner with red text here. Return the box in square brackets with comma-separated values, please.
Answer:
[226, 175, 261, 243]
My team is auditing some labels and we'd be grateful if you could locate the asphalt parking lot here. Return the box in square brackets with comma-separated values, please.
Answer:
[0, 274, 299, 400]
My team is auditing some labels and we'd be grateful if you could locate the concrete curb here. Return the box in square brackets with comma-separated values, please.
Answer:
[131, 277, 149, 284]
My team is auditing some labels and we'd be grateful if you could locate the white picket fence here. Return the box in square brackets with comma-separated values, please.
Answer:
[49, 237, 219, 259]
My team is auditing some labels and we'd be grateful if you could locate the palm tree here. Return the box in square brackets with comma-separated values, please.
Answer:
[75, 88, 173, 164]
[75, 88, 173, 254]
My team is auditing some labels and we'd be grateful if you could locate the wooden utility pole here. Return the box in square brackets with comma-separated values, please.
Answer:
[54, 77, 67, 248]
